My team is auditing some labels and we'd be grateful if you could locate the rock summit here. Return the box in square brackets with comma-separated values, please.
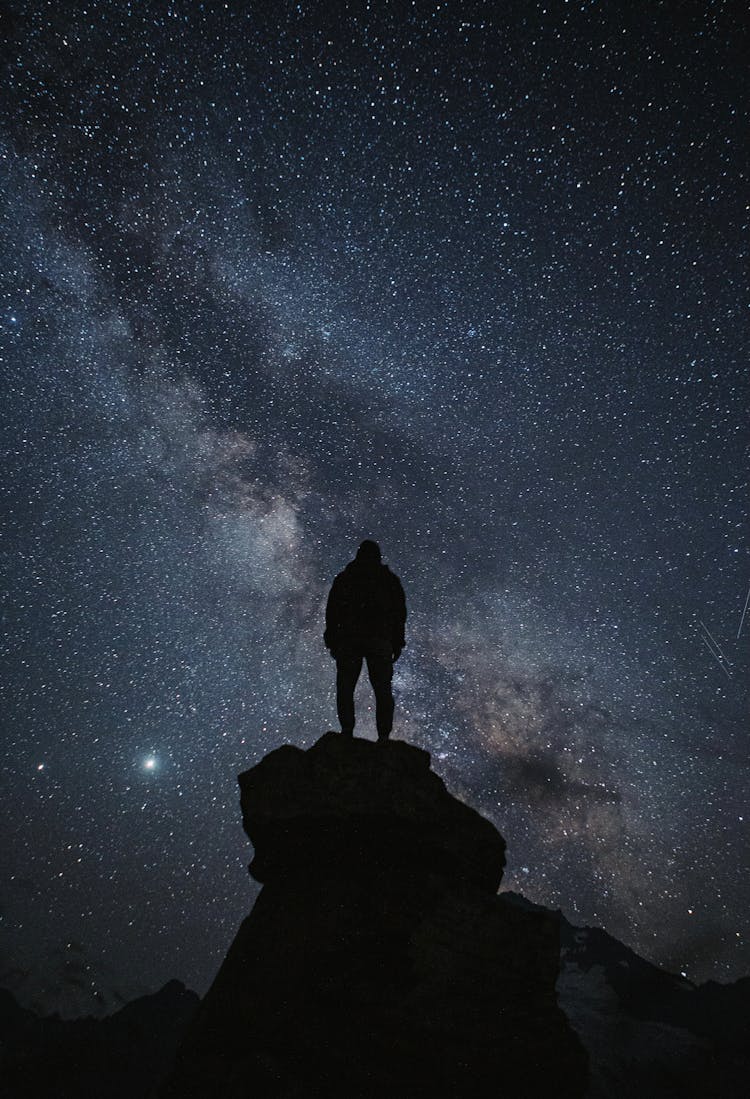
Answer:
[163, 732, 587, 1097]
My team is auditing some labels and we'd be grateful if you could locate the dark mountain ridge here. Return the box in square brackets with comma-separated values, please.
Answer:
[0, 979, 199, 1098]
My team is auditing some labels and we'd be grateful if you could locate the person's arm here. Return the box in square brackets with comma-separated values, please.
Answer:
[392, 576, 406, 659]
[324, 576, 341, 652]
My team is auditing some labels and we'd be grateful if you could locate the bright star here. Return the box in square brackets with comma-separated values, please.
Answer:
[143, 756, 157, 771]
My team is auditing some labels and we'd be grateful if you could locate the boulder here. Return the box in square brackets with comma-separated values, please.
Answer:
[240, 731, 507, 892]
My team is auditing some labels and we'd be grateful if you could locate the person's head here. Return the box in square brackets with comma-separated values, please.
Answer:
[355, 539, 381, 565]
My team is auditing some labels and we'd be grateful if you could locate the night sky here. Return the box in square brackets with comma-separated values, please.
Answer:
[1, 0, 748, 1013]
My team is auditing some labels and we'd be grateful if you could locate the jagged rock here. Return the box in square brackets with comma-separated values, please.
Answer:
[240, 731, 507, 892]
[163, 733, 588, 1098]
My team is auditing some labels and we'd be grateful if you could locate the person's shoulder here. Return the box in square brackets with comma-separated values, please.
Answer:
[382, 564, 403, 586]
[333, 562, 358, 587]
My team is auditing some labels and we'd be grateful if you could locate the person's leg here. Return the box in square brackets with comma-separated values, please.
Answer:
[365, 654, 394, 740]
[335, 652, 363, 735]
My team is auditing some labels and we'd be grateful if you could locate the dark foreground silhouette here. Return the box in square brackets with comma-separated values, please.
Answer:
[3, 728, 750, 1098]
[161, 732, 587, 1098]
[325, 540, 406, 739]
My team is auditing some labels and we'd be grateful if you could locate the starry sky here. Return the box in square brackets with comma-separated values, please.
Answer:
[1, 0, 748, 1012]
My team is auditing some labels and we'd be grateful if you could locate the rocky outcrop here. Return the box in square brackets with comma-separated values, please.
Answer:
[241, 732, 506, 892]
[163, 732, 588, 1097]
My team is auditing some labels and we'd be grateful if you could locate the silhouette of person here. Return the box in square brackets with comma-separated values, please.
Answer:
[324, 540, 406, 740]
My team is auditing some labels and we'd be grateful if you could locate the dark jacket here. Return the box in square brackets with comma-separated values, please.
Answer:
[324, 559, 406, 657]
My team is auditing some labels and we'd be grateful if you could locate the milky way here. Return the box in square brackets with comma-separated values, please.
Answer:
[1, 1, 748, 1010]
